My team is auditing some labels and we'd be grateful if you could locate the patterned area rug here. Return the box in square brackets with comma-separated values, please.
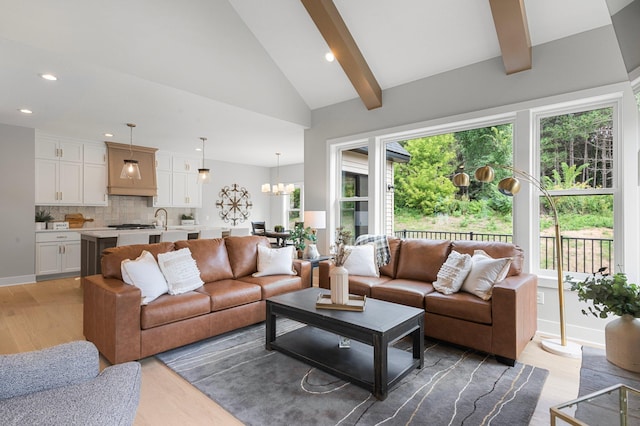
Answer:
[157, 320, 547, 426]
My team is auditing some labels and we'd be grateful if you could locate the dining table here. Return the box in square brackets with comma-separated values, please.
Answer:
[263, 230, 291, 247]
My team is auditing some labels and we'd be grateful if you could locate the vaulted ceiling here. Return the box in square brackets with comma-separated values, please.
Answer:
[0, 0, 631, 166]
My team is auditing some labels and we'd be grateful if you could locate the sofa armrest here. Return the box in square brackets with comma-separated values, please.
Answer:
[292, 259, 312, 288]
[318, 260, 331, 289]
[491, 273, 538, 360]
[82, 275, 142, 364]
[0, 341, 99, 400]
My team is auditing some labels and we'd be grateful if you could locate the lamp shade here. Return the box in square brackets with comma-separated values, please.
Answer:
[304, 211, 326, 230]
[498, 177, 521, 196]
[474, 165, 495, 183]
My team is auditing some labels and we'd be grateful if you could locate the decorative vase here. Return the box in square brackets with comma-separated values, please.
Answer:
[330, 265, 349, 304]
[303, 243, 320, 259]
[605, 314, 640, 373]
[35, 222, 45, 230]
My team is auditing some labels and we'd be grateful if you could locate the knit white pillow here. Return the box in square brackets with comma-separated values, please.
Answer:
[253, 245, 296, 277]
[157, 248, 204, 295]
[461, 250, 512, 300]
[433, 250, 472, 295]
[121, 250, 169, 304]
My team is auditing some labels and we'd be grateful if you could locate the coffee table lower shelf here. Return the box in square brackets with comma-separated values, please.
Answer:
[270, 325, 419, 399]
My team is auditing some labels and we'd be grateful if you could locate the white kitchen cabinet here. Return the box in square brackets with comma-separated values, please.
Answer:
[172, 172, 201, 207]
[35, 231, 80, 276]
[152, 151, 173, 207]
[172, 155, 200, 174]
[35, 136, 84, 205]
[83, 144, 108, 206]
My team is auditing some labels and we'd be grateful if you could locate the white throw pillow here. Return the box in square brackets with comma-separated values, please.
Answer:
[433, 250, 473, 295]
[253, 245, 296, 277]
[157, 248, 204, 295]
[461, 250, 512, 300]
[121, 250, 169, 305]
[343, 244, 379, 277]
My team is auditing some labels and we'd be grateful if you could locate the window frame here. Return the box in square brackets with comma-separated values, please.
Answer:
[531, 98, 622, 279]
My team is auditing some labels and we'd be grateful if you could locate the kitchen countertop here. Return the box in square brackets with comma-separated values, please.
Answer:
[77, 225, 228, 239]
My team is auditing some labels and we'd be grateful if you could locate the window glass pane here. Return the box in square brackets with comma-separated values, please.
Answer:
[289, 187, 301, 210]
[340, 201, 368, 238]
[540, 194, 613, 274]
[540, 107, 613, 189]
[391, 125, 513, 241]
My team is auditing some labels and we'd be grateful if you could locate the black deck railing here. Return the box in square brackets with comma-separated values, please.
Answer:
[394, 230, 613, 274]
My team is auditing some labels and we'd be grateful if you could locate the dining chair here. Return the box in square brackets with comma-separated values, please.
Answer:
[116, 232, 151, 246]
[159, 230, 189, 242]
[229, 228, 251, 236]
[251, 221, 266, 235]
[199, 228, 223, 239]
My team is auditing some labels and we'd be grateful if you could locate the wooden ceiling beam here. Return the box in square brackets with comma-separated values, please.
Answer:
[301, 0, 382, 110]
[489, 0, 532, 74]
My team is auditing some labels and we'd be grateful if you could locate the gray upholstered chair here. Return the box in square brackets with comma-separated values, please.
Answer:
[0, 341, 141, 425]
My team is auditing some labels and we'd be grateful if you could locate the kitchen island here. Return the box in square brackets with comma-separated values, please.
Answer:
[80, 228, 203, 277]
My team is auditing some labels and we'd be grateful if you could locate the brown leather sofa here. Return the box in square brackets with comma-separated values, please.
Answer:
[319, 238, 537, 365]
[83, 236, 311, 364]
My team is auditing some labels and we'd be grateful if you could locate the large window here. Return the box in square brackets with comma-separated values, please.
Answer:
[338, 147, 369, 239]
[286, 185, 302, 230]
[537, 105, 616, 274]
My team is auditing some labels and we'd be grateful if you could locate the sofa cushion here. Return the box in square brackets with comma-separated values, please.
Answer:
[425, 291, 492, 325]
[252, 245, 296, 277]
[371, 279, 434, 308]
[379, 237, 402, 278]
[451, 240, 523, 277]
[157, 248, 204, 295]
[346, 275, 394, 297]
[121, 250, 169, 304]
[343, 244, 379, 277]
[224, 236, 271, 278]
[140, 291, 211, 329]
[174, 239, 233, 282]
[101, 242, 175, 280]
[197, 279, 262, 312]
[395, 239, 451, 282]
[433, 250, 473, 295]
[461, 250, 512, 301]
[239, 274, 303, 298]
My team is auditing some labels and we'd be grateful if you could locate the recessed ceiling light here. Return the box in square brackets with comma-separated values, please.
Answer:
[195, 147, 202, 152]
[18, 108, 33, 114]
[325, 51, 335, 62]
[40, 73, 57, 81]
[104, 133, 113, 138]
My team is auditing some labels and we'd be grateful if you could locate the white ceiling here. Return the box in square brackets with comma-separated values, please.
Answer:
[0, 0, 629, 167]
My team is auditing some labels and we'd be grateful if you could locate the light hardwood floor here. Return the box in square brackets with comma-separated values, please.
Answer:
[0, 277, 583, 425]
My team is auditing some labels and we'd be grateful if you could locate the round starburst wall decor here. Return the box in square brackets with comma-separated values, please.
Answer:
[215, 183, 252, 226]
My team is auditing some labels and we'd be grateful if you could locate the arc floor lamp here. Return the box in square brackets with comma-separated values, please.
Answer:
[455, 164, 582, 358]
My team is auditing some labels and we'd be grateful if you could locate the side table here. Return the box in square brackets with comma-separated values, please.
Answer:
[305, 255, 332, 286]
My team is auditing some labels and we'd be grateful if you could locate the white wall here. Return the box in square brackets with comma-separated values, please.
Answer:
[303, 26, 636, 346]
[0, 123, 36, 285]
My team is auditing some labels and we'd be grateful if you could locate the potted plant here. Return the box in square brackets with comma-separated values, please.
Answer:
[289, 225, 315, 258]
[569, 270, 640, 372]
[181, 214, 195, 226]
[35, 209, 54, 230]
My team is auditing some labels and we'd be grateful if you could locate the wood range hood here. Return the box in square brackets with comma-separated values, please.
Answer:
[105, 142, 158, 196]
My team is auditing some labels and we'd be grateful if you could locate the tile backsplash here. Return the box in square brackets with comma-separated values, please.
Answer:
[36, 196, 196, 228]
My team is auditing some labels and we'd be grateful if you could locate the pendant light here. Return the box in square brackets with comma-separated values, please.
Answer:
[261, 152, 295, 195]
[120, 123, 141, 180]
[198, 137, 210, 184]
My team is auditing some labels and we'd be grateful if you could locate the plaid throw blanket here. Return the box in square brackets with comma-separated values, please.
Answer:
[355, 234, 391, 267]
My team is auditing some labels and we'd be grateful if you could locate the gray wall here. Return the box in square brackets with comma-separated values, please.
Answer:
[611, 0, 640, 73]
[0, 123, 35, 285]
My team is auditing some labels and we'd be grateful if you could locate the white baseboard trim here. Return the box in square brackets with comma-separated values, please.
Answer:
[0, 274, 37, 287]
[537, 318, 605, 348]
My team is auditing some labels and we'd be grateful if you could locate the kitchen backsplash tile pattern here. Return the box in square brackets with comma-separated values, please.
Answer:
[37, 196, 196, 228]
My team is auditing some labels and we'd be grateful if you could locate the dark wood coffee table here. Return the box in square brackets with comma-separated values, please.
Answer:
[266, 287, 424, 400]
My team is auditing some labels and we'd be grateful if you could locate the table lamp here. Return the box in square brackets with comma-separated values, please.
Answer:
[303, 211, 326, 259]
